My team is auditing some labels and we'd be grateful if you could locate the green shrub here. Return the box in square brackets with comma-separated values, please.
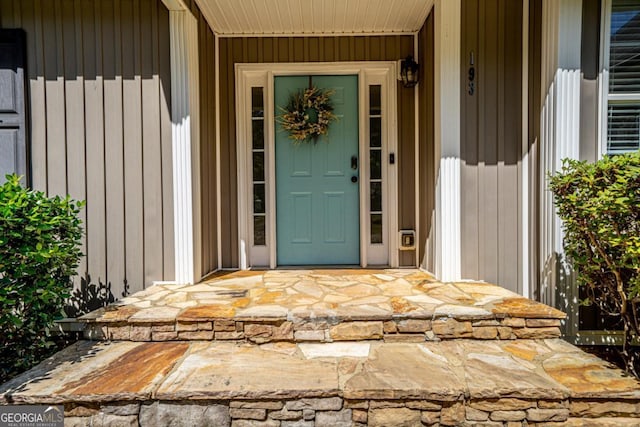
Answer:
[0, 175, 84, 383]
[549, 152, 640, 376]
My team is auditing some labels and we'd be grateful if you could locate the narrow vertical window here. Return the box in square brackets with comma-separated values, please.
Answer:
[369, 85, 383, 244]
[252, 87, 266, 246]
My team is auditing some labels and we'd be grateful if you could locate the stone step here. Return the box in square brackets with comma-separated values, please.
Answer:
[2, 339, 638, 426]
[78, 270, 566, 343]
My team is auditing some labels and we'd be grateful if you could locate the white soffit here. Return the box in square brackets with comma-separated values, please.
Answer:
[195, 0, 433, 36]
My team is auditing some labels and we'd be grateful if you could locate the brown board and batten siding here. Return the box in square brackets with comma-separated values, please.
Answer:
[579, 0, 601, 163]
[219, 35, 416, 268]
[528, 0, 542, 295]
[0, 0, 174, 298]
[576, 0, 604, 331]
[196, 7, 218, 278]
[418, 13, 435, 272]
[418, 13, 437, 271]
[460, 0, 524, 293]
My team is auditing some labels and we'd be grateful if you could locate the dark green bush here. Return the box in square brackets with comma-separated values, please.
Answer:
[0, 175, 84, 383]
[549, 152, 640, 376]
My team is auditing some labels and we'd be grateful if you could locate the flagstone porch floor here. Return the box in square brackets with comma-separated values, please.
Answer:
[2, 269, 640, 426]
[79, 269, 567, 343]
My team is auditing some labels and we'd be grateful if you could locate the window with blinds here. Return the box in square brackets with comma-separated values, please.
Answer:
[606, 0, 640, 154]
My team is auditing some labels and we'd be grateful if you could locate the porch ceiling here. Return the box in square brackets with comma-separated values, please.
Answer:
[195, 0, 434, 36]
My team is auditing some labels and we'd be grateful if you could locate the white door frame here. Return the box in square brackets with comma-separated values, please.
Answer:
[235, 62, 399, 269]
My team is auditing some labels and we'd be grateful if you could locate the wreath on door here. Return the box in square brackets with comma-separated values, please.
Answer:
[278, 86, 338, 144]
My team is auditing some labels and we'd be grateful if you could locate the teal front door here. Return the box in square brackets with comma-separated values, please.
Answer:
[275, 75, 360, 265]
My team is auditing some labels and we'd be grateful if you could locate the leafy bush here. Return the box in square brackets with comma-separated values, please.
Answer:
[0, 175, 84, 383]
[549, 152, 640, 376]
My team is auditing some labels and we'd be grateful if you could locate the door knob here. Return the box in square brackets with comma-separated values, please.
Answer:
[351, 176, 358, 183]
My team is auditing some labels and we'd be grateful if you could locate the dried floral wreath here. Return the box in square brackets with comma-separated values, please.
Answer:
[278, 86, 338, 144]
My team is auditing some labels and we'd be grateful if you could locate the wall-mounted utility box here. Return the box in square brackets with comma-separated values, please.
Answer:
[399, 230, 416, 251]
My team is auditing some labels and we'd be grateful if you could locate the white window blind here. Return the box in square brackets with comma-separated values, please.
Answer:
[606, 0, 640, 154]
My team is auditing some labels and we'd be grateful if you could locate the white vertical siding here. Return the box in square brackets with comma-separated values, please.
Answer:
[170, 10, 202, 284]
[434, 0, 462, 282]
[0, 0, 175, 300]
[538, 0, 582, 318]
[460, 0, 524, 294]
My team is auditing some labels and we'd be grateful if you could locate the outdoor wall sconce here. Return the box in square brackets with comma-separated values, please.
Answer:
[400, 55, 419, 88]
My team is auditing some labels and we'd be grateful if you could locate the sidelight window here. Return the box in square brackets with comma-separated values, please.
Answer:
[369, 85, 383, 244]
[252, 87, 266, 246]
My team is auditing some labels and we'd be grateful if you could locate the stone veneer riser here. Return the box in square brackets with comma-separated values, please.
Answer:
[84, 317, 562, 342]
[4, 339, 638, 426]
[78, 270, 569, 342]
[55, 397, 640, 427]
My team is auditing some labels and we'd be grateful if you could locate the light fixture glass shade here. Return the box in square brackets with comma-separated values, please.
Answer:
[400, 55, 419, 88]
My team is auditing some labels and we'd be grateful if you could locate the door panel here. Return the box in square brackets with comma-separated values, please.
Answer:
[291, 147, 312, 176]
[0, 69, 17, 113]
[275, 75, 360, 265]
[0, 30, 28, 184]
[0, 128, 18, 177]
[292, 192, 313, 243]
[324, 192, 346, 243]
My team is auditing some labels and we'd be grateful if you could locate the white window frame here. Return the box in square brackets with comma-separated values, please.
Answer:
[235, 62, 399, 270]
[569, 0, 639, 344]
[598, 0, 640, 157]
